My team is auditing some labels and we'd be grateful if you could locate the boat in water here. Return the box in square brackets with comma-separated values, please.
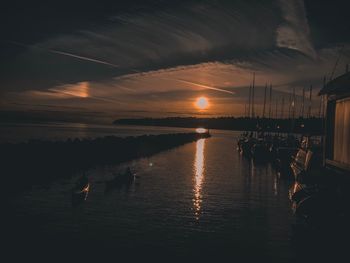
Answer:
[71, 173, 90, 206]
[105, 167, 135, 192]
[290, 136, 323, 182]
[251, 138, 271, 162]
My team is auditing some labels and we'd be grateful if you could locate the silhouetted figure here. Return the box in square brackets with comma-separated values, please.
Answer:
[74, 173, 88, 190]
[105, 167, 135, 193]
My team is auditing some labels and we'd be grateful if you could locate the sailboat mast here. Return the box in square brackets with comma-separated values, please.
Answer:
[288, 92, 292, 119]
[301, 87, 305, 118]
[252, 73, 255, 118]
[322, 77, 326, 118]
[320, 77, 326, 118]
[262, 83, 267, 118]
[248, 85, 252, 118]
[275, 98, 278, 119]
[281, 97, 285, 119]
[269, 84, 272, 119]
[308, 85, 313, 118]
[292, 87, 296, 119]
[318, 94, 322, 118]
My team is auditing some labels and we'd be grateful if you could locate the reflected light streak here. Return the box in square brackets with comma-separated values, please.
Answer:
[273, 176, 278, 196]
[193, 138, 206, 220]
[196, 128, 207, 134]
[250, 159, 255, 178]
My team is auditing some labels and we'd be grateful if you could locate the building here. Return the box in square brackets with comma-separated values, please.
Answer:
[319, 72, 350, 174]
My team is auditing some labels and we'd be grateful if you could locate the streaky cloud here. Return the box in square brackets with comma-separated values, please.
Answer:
[276, 0, 316, 58]
[51, 50, 121, 68]
[169, 78, 235, 95]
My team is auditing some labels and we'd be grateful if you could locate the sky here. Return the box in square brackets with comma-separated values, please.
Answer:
[1, 0, 350, 123]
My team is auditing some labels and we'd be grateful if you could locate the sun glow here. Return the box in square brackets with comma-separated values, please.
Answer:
[50, 81, 90, 98]
[195, 97, 209, 110]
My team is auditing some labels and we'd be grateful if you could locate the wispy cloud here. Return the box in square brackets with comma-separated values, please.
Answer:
[1, 0, 350, 122]
[50, 50, 121, 68]
[276, 0, 316, 58]
[169, 78, 235, 95]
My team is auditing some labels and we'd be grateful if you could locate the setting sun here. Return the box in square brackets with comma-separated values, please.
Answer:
[195, 97, 209, 110]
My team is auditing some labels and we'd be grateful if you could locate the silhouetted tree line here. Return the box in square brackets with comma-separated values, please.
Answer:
[114, 117, 324, 135]
[1, 133, 210, 193]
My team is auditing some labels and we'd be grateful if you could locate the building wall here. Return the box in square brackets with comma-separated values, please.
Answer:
[334, 97, 350, 167]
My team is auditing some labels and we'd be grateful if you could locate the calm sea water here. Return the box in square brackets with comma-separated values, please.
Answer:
[0, 122, 198, 143]
[4, 123, 309, 261]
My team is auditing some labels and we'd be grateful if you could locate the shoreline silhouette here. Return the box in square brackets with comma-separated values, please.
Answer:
[114, 117, 324, 135]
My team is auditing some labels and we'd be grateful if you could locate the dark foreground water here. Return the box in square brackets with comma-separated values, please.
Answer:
[3, 126, 345, 262]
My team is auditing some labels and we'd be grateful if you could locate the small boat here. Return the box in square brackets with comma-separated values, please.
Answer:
[289, 184, 318, 218]
[105, 167, 135, 191]
[251, 139, 270, 162]
[289, 181, 319, 203]
[290, 136, 323, 182]
[237, 132, 249, 151]
[71, 174, 90, 206]
[289, 179, 339, 222]
[241, 137, 256, 158]
[274, 146, 298, 176]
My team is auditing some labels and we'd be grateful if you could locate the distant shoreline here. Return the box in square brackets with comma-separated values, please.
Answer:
[114, 117, 325, 135]
[1, 132, 210, 193]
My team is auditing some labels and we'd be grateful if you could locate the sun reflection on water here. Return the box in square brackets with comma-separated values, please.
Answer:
[196, 128, 207, 134]
[193, 138, 206, 220]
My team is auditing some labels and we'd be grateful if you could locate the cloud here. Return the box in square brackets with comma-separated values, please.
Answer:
[50, 50, 121, 68]
[1, 0, 350, 122]
[1, 1, 281, 92]
[276, 0, 316, 58]
[50, 82, 90, 98]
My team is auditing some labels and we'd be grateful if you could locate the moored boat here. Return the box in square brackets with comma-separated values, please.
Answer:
[251, 138, 270, 162]
[105, 167, 135, 191]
